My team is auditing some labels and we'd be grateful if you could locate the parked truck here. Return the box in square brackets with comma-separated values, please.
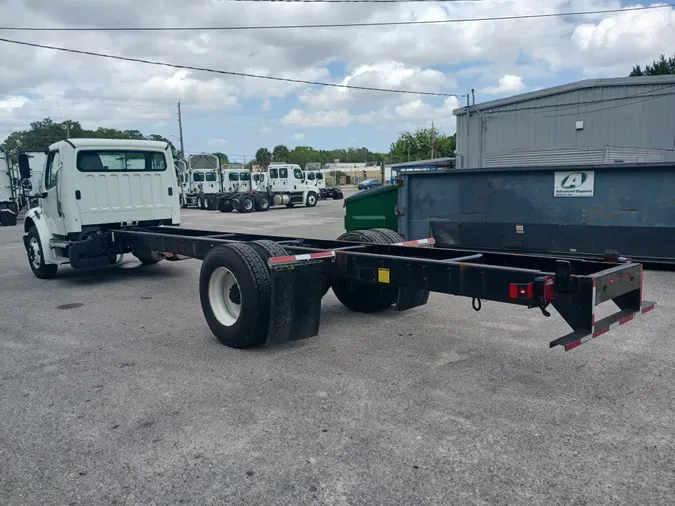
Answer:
[17, 138, 656, 353]
[216, 163, 320, 213]
[0, 148, 19, 225]
[304, 163, 343, 200]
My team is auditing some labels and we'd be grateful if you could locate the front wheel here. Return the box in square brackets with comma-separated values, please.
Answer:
[26, 226, 58, 279]
[239, 196, 254, 213]
[255, 195, 271, 212]
[306, 192, 318, 208]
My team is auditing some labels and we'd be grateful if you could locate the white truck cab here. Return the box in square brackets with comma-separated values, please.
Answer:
[267, 164, 318, 207]
[19, 138, 180, 278]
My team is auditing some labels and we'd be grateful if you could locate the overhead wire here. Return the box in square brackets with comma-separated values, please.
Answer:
[0, 4, 671, 31]
[0, 37, 456, 97]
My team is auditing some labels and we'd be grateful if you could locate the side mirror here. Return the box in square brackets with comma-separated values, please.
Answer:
[17, 153, 31, 180]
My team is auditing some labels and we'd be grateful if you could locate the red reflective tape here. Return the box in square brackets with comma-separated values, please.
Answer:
[393, 237, 436, 247]
[593, 327, 609, 338]
[565, 340, 582, 351]
[619, 314, 634, 325]
[527, 283, 533, 298]
[269, 251, 336, 265]
[641, 304, 654, 314]
[270, 255, 299, 264]
[509, 283, 518, 299]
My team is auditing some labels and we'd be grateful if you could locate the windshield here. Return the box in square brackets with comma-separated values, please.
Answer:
[205, 172, 217, 182]
[77, 150, 167, 172]
[306, 172, 315, 181]
[316, 173, 323, 180]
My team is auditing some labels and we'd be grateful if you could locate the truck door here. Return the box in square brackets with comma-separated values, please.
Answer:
[292, 167, 304, 190]
[42, 150, 66, 237]
[278, 167, 289, 191]
[269, 168, 278, 191]
[239, 172, 250, 192]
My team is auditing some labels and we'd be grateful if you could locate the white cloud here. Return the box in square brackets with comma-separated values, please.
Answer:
[1, 0, 674, 149]
[207, 138, 229, 147]
[291, 132, 305, 141]
[482, 75, 525, 95]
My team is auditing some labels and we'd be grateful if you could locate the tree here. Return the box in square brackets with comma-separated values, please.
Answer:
[272, 144, 290, 162]
[212, 152, 229, 164]
[255, 147, 272, 169]
[630, 54, 675, 76]
[388, 126, 456, 163]
[0, 117, 179, 161]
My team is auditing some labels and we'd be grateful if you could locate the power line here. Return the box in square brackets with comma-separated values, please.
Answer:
[0, 4, 671, 31]
[220, 0, 480, 2]
[0, 37, 455, 97]
[218, 0, 478, 2]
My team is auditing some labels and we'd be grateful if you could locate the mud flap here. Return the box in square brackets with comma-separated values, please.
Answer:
[395, 287, 430, 311]
[266, 262, 323, 346]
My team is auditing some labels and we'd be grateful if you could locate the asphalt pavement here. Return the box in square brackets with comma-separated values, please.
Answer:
[1, 190, 674, 505]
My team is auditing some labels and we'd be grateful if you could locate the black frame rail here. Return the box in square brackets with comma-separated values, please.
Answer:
[113, 226, 656, 351]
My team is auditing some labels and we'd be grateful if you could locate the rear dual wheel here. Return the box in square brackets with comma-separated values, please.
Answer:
[330, 228, 401, 313]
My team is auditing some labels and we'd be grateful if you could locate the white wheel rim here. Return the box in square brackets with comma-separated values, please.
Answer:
[209, 267, 242, 327]
[29, 237, 42, 269]
[309, 195, 316, 205]
[245, 200, 253, 210]
[197, 198, 202, 207]
[261, 199, 269, 209]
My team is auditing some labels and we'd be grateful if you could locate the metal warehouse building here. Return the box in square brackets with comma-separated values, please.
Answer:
[453, 75, 675, 169]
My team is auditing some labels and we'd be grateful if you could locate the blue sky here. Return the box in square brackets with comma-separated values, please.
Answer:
[1, 0, 673, 162]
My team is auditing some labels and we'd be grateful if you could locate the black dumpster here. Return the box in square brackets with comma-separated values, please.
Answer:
[397, 162, 675, 263]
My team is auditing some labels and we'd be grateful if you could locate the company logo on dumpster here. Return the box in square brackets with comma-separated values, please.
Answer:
[554, 170, 594, 197]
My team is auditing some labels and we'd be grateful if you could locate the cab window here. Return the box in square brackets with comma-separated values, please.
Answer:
[269, 168, 278, 179]
[205, 172, 217, 182]
[228, 173, 239, 181]
[316, 173, 323, 180]
[294, 168, 303, 180]
[306, 172, 315, 181]
[193, 172, 205, 182]
[44, 151, 61, 190]
[239, 172, 250, 181]
[279, 168, 288, 178]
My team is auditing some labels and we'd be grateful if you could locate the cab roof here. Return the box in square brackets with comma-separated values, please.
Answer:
[49, 138, 171, 151]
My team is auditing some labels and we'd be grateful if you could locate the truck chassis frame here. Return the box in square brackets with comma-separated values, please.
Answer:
[108, 226, 656, 352]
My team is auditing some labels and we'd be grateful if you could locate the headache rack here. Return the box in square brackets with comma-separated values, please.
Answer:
[113, 226, 656, 351]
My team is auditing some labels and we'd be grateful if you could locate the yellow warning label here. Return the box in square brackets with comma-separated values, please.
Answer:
[378, 268, 390, 284]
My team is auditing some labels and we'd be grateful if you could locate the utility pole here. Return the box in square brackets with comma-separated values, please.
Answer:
[177, 100, 185, 159]
[62, 121, 71, 139]
[430, 121, 435, 159]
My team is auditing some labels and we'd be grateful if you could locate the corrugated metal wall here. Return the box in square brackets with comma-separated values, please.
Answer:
[456, 81, 675, 168]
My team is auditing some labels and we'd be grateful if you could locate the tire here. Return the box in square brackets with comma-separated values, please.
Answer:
[248, 239, 287, 260]
[181, 199, 188, 209]
[202, 197, 209, 210]
[239, 196, 255, 213]
[330, 230, 398, 313]
[199, 243, 272, 348]
[306, 192, 318, 208]
[133, 247, 164, 265]
[367, 228, 404, 244]
[218, 199, 233, 213]
[197, 196, 203, 209]
[255, 195, 271, 212]
[26, 226, 58, 279]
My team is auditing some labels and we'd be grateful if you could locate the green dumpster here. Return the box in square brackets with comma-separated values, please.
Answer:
[343, 185, 399, 232]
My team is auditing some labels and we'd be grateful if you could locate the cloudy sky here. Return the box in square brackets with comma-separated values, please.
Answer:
[0, 0, 674, 161]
